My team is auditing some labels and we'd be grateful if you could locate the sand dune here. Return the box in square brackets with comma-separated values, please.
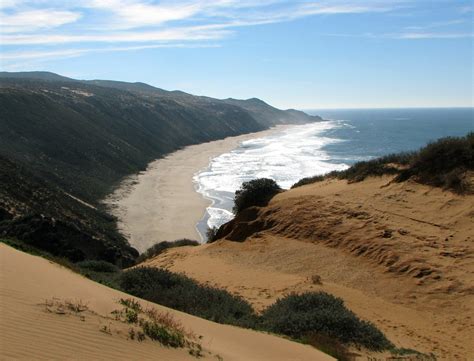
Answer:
[145, 176, 474, 360]
[0, 243, 333, 361]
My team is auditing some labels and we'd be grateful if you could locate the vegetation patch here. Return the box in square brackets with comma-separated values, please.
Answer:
[120, 267, 258, 327]
[10, 241, 426, 356]
[260, 292, 393, 351]
[136, 239, 199, 263]
[114, 298, 202, 355]
[206, 227, 218, 243]
[292, 132, 473, 194]
[77, 260, 120, 273]
[233, 178, 282, 214]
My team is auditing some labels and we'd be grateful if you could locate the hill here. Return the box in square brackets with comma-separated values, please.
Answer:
[0, 72, 321, 263]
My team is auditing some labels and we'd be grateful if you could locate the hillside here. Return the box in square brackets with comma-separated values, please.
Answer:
[144, 176, 474, 360]
[0, 156, 137, 265]
[0, 72, 321, 263]
[0, 243, 333, 361]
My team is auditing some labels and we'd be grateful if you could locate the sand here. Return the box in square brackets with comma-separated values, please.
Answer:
[0, 243, 333, 361]
[104, 126, 288, 253]
[144, 176, 474, 360]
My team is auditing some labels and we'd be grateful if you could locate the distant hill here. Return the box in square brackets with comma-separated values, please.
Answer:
[0, 72, 322, 264]
[0, 71, 75, 82]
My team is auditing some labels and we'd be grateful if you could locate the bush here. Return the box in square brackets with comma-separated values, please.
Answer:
[292, 175, 326, 188]
[303, 334, 352, 361]
[260, 292, 392, 351]
[137, 239, 199, 263]
[396, 133, 474, 193]
[206, 226, 218, 243]
[119, 267, 257, 327]
[77, 260, 120, 273]
[292, 132, 473, 193]
[233, 178, 282, 214]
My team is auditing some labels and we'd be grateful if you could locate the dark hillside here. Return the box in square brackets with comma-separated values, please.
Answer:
[0, 78, 263, 202]
[0, 72, 320, 264]
[223, 97, 321, 126]
[0, 71, 74, 82]
[0, 156, 137, 265]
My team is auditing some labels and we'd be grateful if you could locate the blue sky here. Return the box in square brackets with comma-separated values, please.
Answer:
[1, 0, 473, 109]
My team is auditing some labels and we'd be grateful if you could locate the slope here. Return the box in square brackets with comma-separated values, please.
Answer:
[0, 243, 333, 361]
[145, 176, 474, 360]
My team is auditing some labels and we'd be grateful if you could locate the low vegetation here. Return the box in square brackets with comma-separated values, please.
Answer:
[4, 238, 425, 356]
[233, 178, 282, 214]
[260, 292, 393, 351]
[136, 239, 199, 263]
[119, 268, 394, 353]
[206, 226, 218, 243]
[292, 132, 473, 194]
[114, 298, 202, 354]
[120, 267, 258, 327]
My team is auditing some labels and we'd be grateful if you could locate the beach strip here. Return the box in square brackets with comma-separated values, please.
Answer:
[105, 126, 288, 253]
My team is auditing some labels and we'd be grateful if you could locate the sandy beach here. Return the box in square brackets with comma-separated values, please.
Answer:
[105, 126, 288, 253]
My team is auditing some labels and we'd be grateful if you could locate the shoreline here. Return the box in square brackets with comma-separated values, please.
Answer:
[104, 126, 290, 253]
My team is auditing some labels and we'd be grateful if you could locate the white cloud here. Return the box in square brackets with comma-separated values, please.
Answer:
[0, 9, 81, 33]
[0, 0, 23, 9]
[405, 19, 466, 31]
[396, 32, 474, 39]
[85, 0, 203, 29]
[0, 25, 231, 45]
[1, 43, 220, 61]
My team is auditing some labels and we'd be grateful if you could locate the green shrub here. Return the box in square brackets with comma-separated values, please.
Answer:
[291, 175, 326, 188]
[77, 260, 120, 273]
[292, 133, 473, 193]
[206, 226, 218, 243]
[119, 298, 142, 312]
[119, 267, 257, 327]
[136, 239, 199, 263]
[260, 292, 392, 351]
[396, 132, 474, 193]
[303, 334, 352, 361]
[233, 178, 282, 214]
[142, 321, 186, 347]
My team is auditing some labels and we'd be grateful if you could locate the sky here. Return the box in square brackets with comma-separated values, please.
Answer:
[0, 0, 473, 109]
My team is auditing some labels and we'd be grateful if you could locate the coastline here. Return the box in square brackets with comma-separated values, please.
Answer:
[104, 126, 290, 253]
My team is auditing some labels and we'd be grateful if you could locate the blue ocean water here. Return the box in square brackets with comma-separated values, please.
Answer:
[195, 107, 473, 239]
[312, 108, 473, 165]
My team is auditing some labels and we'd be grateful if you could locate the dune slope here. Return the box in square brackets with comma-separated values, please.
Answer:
[145, 176, 474, 360]
[0, 244, 333, 361]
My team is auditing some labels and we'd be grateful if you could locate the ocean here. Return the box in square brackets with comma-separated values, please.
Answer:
[194, 107, 473, 239]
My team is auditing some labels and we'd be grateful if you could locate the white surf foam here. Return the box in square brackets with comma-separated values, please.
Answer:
[194, 121, 349, 232]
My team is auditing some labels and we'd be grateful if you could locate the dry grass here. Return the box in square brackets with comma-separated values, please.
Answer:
[43, 298, 89, 315]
